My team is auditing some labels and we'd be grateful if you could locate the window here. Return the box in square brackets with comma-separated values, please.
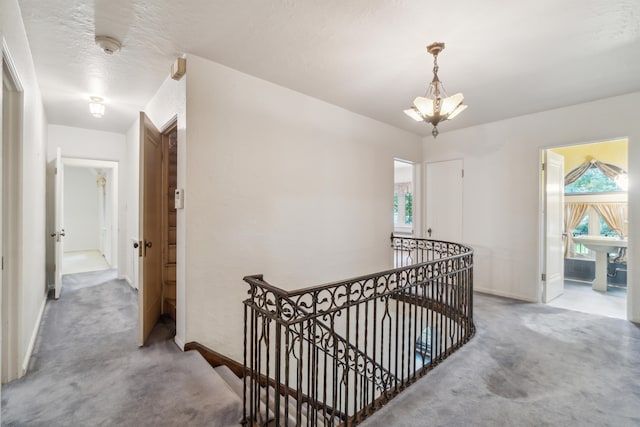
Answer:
[565, 167, 622, 194]
[404, 193, 413, 224]
[393, 193, 398, 225]
[394, 185, 413, 226]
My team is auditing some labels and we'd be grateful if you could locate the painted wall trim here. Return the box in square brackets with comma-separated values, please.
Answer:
[21, 295, 47, 376]
[2, 39, 25, 91]
[475, 287, 538, 303]
[174, 335, 186, 351]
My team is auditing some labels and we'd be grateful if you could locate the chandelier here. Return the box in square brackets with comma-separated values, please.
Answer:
[404, 42, 467, 137]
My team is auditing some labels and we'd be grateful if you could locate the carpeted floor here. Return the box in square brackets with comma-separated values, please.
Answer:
[4, 270, 640, 426]
[1, 270, 241, 427]
[360, 294, 640, 427]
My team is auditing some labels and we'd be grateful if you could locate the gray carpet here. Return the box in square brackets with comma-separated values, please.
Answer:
[1, 270, 242, 427]
[5, 271, 640, 426]
[360, 294, 640, 427]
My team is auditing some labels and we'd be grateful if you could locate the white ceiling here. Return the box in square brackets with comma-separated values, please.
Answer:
[17, 0, 640, 136]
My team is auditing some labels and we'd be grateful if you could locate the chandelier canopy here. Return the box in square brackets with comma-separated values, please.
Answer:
[404, 42, 467, 137]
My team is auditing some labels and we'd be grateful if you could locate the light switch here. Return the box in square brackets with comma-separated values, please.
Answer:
[175, 188, 184, 209]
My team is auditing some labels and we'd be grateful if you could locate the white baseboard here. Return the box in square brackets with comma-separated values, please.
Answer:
[21, 295, 47, 376]
[474, 287, 539, 303]
[174, 335, 185, 351]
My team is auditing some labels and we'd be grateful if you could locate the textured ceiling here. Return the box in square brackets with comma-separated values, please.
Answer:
[17, 0, 640, 136]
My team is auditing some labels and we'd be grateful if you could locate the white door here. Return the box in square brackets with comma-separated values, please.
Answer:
[53, 147, 65, 299]
[425, 159, 463, 242]
[543, 150, 565, 303]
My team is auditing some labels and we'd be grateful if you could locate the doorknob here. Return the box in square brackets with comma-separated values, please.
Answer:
[143, 240, 152, 256]
[427, 228, 432, 237]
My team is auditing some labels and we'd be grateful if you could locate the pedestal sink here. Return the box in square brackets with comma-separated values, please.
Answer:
[572, 236, 627, 292]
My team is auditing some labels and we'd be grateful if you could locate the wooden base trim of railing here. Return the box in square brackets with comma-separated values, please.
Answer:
[184, 341, 246, 378]
[184, 341, 347, 423]
[391, 293, 474, 337]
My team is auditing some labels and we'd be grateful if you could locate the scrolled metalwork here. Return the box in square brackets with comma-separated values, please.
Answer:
[242, 236, 474, 426]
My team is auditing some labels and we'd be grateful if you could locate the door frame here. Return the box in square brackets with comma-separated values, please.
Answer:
[537, 138, 631, 315]
[55, 157, 119, 282]
[2, 43, 24, 383]
[393, 158, 420, 237]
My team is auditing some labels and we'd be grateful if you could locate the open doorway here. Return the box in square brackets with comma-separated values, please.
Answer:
[138, 115, 178, 346]
[62, 165, 116, 274]
[541, 138, 629, 319]
[394, 159, 415, 236]
[51, 157, 119, 282]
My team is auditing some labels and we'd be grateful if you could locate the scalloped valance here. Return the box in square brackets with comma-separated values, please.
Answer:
[564, 159, 625, 186]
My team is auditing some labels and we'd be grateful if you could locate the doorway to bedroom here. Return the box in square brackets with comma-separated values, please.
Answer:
[541, 138, 628, 319]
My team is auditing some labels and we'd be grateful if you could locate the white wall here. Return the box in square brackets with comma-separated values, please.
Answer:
[63, 166, 100, 252]
[47, 125, 126, 162]
[423, 92, 640, 322]
[183, 55, 422, 360]
[46, 125, 126, 278]
[1, 0, 49, 378]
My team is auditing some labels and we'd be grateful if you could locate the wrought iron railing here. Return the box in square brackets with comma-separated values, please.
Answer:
[242, 235, 474, 426]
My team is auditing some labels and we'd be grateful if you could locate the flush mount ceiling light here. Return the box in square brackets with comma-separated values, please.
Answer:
[404, 42, 467, 137]
[95, 35, 121, 55]
[89, 96, 105, 118]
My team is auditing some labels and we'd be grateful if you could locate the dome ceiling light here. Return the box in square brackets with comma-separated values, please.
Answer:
[89, 96, 105, 118]
[404, 42, 467, 137]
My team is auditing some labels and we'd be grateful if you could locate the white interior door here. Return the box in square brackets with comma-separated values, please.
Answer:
[425, 159, 463, 242]
[543, 150, 565, 303]
[53, 147, 65, 299]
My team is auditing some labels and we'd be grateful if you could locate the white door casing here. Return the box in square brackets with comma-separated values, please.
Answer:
[2, 50, 23, 383]
[542, 150, 565, 303]
[53, 147, 64, 299]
